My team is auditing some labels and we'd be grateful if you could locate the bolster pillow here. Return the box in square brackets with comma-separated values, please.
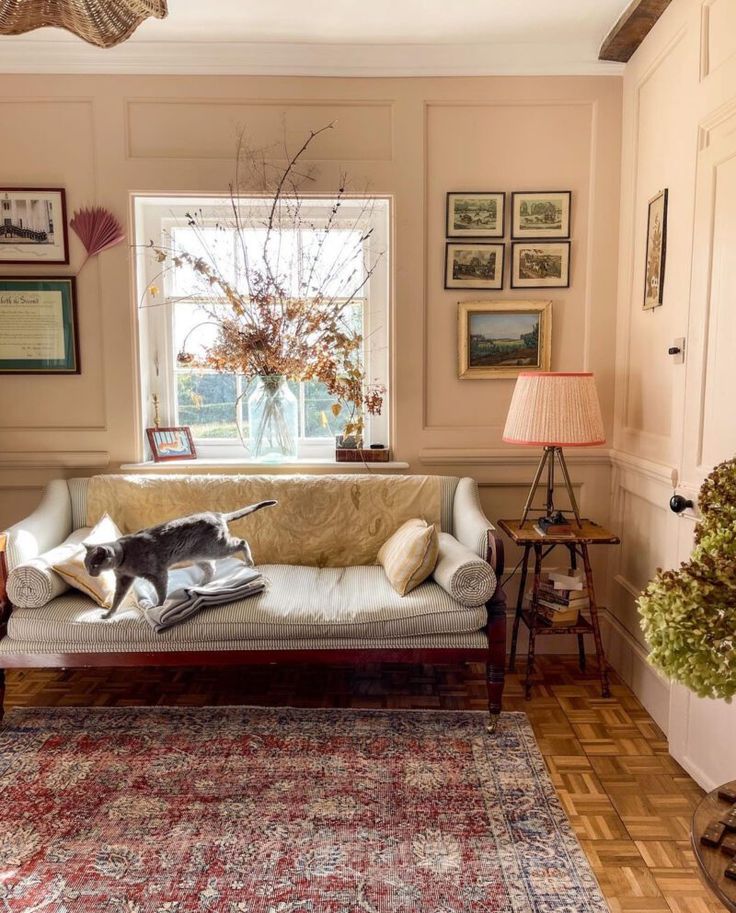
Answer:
[6, 527, 90, 609]
[432, 532, 496, 607]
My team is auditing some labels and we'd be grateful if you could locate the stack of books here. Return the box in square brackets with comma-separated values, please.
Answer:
[524, 569, 589, 626]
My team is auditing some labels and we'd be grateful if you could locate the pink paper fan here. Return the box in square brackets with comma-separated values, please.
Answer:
[70, 207, 125, 262]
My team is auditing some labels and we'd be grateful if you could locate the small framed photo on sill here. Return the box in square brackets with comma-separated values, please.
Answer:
[146, 426, 197, 462]
[445, 242, 504, 290]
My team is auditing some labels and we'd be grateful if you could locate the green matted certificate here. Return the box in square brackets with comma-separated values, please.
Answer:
[0, 277, 79, 373]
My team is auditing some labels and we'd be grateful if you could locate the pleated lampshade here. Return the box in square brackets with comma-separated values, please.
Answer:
[503, 372, 605, 447]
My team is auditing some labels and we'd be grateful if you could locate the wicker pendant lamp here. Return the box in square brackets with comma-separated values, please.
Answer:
[0, 0, 168, 48]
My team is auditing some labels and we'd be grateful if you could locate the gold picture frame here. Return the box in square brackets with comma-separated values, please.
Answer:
[458, 300, 552, 379]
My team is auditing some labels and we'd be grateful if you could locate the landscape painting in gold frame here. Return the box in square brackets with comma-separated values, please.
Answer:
[458, 300, 552, 379]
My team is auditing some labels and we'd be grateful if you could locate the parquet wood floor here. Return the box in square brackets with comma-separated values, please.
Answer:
[2, 656, 721, 913]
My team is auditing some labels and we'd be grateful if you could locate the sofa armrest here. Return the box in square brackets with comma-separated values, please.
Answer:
[2, 480, 72, 573]
[452, 477, 503, 576]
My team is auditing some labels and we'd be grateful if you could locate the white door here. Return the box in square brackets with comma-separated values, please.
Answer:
[668, 105, 736, 790]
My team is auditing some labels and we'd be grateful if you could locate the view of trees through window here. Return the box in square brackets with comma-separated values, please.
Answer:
[170, 226, 365, 446]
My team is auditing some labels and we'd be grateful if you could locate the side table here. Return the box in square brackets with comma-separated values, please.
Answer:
[497, 518, 620, 699]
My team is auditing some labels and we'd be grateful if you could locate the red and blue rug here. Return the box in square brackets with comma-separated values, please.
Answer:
[0, 706, 608, 912]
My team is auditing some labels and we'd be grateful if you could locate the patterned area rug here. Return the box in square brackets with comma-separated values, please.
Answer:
[0, 707, 609, 913]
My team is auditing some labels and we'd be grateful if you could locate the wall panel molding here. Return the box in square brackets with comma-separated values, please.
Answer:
[620, 26, 687, 446]
[125, 99, 394, 162]
[421, 98, 599, 433]
[0, 452, 110, 469]
[700, 0, 736, 81]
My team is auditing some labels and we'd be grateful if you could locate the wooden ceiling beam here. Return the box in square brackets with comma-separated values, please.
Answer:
[599, 0, 672, 62]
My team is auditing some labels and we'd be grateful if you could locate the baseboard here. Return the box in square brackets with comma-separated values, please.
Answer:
[599, 609, 671, 735]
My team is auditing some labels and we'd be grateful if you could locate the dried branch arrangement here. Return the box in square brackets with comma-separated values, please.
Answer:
[148, 123, 384, 444]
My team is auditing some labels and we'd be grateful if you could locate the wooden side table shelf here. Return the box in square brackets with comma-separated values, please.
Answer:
[497, 518, 620, 699]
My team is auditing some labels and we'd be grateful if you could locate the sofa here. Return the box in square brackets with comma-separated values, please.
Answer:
[0, 473, 507, 728]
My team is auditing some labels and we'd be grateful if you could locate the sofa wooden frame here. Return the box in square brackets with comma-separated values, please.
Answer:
[0, 530, 506, 731]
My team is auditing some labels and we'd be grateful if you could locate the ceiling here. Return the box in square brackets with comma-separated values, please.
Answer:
[0, 0, 629, 75]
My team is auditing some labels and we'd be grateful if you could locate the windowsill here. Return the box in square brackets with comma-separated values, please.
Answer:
[119, 458, 410, 471]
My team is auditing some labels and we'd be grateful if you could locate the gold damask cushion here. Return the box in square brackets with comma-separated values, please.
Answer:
[86, 474, 443, 568]
[53, 514, 123, 608]
[377, 518, 439, 596]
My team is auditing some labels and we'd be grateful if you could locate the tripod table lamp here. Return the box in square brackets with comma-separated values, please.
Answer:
[502, 372, 605, 529]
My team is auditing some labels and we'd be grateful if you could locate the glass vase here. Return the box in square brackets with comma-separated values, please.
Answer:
[247, 375, 298, 462]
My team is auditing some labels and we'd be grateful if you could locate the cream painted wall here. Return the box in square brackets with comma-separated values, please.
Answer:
[0, 74, 621, 562]
[609, 0, 736, 784]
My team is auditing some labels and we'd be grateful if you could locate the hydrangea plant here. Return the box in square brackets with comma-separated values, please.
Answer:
[638, 457, 736, 700]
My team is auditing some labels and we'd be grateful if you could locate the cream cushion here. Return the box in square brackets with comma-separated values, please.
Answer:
[52, 514, 123, 609]
[377, 519, 439, 596]
[5, 564, 486, 647]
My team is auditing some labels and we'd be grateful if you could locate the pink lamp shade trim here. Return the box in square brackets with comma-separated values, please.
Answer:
[503, 372, 606, 447]
[502, 436, 606, 447]
[516, 371, 594, 377]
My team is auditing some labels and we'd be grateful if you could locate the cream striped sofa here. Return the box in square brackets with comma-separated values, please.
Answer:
[0, 474, 507, 728]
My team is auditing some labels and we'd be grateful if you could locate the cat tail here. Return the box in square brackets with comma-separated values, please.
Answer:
[224, 500, 278, 521]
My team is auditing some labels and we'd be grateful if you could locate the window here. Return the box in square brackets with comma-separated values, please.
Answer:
[134, 195, 390, 461]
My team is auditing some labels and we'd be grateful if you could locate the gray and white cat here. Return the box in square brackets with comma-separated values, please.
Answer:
[83, 500, 277, 619]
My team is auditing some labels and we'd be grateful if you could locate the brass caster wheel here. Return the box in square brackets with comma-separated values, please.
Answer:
[486, 713, 500, 734]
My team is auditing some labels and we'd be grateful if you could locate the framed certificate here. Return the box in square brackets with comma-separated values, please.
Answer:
[0, 277, 79, 374]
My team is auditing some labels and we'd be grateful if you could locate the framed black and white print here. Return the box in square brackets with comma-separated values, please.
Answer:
[511, 241, 570, 289]
[445, 242, 505, 290]
[0, 277, 79, 373]
[643, 188, 667, 309]
[0, 188, 69, 264]
[446, 192, 505, 238]
[511, 191, 571, 239]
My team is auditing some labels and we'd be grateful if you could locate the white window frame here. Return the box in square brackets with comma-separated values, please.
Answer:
[133, 194, 390, 462]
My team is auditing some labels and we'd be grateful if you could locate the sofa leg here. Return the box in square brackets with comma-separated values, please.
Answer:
[485, 584, 507, 735]
[0, 669, 5, 726]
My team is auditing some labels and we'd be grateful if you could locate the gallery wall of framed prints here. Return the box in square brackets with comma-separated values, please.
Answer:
[445, 189, 572, 378]
[444, 189, 572, 292]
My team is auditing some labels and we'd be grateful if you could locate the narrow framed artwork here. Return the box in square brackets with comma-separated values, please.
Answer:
[445, 242, 505, 290]
[0, 277, 79, 374]
[446, 192, 505, 238]
[146, 426, 197, 462]
[0, 188, 69, 264]
[511, 191, 571, 239]
[458, 299, 552, 379]
[643, 188, 668, 309]
[510, 241, 570, 289]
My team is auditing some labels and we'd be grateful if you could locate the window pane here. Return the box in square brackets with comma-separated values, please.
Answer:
[174, 300, 224, 359]
[176, 371, 241, 440]
[235, 228, 299, 296]
[303, 380, 342, 439]
[169, 226, 236, 296]
[301, 229, 365, 298]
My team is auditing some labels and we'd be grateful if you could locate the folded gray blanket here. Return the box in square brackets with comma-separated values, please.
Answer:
[134, 558, 265, 633]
